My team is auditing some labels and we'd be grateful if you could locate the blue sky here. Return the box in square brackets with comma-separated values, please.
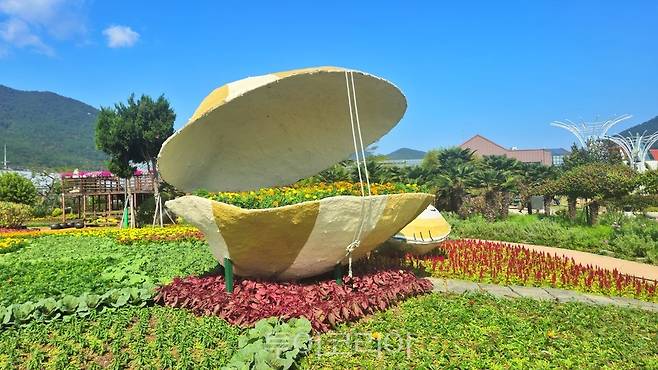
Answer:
[1, 1, 657, 154]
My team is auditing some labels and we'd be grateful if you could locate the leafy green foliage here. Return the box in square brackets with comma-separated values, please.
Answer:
[421, 147, 477, 212]
[0, 172, 37, 205]
[0, 84, 106, 169]
[552, 163, 637, 201]
[0, 202, 31, 228]
[225, 317, 312, 370]
[301, 293, 658, 368]
[0, 285, 153, 329]
[95, 94, 175, 178]
[0, 305, 240, 369]
[0, 235, 217, 305]
[639, 169, 658, 194]
[562, 139, 623, 170]
[547, 163, 638, 224]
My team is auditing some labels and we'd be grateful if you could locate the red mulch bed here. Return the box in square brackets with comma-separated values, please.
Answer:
[155, 268, 432, 332]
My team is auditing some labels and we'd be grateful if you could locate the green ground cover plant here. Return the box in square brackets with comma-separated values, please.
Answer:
[0, 306, 240, 370]
[447, 213, 658, 263]
[225, 317, 312, 370]
[0, 285, 154, 329]
[302, 293, 658, 369]
[0, 235, 216, 305]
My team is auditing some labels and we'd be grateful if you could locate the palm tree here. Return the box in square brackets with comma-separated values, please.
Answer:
[519, 162, 560, 215]
[481, 155, 522, 217]
[350, 159, 386, 184]
[421, 147, 477, 212]
[315, 162, 351, 183]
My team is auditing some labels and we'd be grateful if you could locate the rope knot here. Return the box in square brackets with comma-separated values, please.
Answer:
[346, 240, 360, 254]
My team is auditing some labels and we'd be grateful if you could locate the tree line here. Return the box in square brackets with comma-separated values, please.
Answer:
[309, 139, 658, 225]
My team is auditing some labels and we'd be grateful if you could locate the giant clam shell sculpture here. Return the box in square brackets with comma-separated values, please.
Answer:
[158, 66, 433, 280]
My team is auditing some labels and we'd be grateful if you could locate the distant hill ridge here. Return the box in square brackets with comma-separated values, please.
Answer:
[619, 115, 658, 137]
[386, 147, 426, 160]
[0, 85, 106, 169]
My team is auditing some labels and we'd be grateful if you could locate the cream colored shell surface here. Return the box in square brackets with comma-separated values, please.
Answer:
[165, 193, 433, 280]
[157, 66, 407, 192]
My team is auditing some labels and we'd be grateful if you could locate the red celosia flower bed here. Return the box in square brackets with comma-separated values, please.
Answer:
[155, 269, 433, 332]
[407, 239, 658, 302]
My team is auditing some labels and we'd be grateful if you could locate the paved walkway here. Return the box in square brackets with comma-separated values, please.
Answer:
[471, 239, 658, 281]
[428, 277, 658, 313]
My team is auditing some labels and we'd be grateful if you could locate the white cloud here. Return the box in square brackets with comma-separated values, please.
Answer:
[103, 25, 139, 48]
[0, 0, 87, 57]
[0, 17, 53, 55]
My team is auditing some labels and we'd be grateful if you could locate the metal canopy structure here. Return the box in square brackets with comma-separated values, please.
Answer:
[605, 131, 658, 171]
[550, 114, 632, 147]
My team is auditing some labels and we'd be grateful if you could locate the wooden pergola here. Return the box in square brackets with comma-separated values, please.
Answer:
[60, 170, 154, 222]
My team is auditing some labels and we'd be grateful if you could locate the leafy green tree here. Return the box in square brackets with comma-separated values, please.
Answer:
[563, 139, 623, 170]
[553, 163, 636, 224]
[95, 94, 176, 226]
[0, 172, 37, 205]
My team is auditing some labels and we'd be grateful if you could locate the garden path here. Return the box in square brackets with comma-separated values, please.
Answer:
[429, 277, 658, 313]
[470, 239, 658, 281]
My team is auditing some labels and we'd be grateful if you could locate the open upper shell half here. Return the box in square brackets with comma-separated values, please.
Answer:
[157, 66, 407, 192]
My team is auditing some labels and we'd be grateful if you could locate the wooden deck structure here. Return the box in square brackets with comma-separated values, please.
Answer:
[60, 170, 155, 222]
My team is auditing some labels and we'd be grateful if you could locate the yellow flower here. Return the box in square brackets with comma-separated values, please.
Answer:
[371, 332, 382, 341]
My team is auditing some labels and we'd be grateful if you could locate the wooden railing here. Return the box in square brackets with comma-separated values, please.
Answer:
[62, 175, 154, 195]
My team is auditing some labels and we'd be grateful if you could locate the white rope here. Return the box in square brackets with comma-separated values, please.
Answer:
[350, 72, 372, 197]
[344, 71, 373, 278]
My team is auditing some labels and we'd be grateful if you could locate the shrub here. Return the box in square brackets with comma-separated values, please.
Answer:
[0, 172, 37, 205]
[155, 269, 433, 332]
[0, 201, 32, 228]
[51, 207, 62, 217]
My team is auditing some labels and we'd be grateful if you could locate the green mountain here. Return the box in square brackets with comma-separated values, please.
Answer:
[0, 85, 106, 170]
[386, 147, 426, 160]
[619, 115, 658, 137]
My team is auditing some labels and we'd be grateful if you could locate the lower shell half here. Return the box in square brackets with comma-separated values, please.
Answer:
[165, 193, 434, 280]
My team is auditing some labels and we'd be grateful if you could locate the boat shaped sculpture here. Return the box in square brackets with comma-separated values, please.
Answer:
[159, 66, 439, 279]
[166, 193, 433, 280]
[388, 204, 451, 255]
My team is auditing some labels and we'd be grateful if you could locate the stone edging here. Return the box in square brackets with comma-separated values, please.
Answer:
[428, 277, 658, 313]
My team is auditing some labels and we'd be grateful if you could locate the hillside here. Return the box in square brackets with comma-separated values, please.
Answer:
[386, 147, 426, 160]
[619, 115, 658, 137]
[0, 85, 106, 169]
